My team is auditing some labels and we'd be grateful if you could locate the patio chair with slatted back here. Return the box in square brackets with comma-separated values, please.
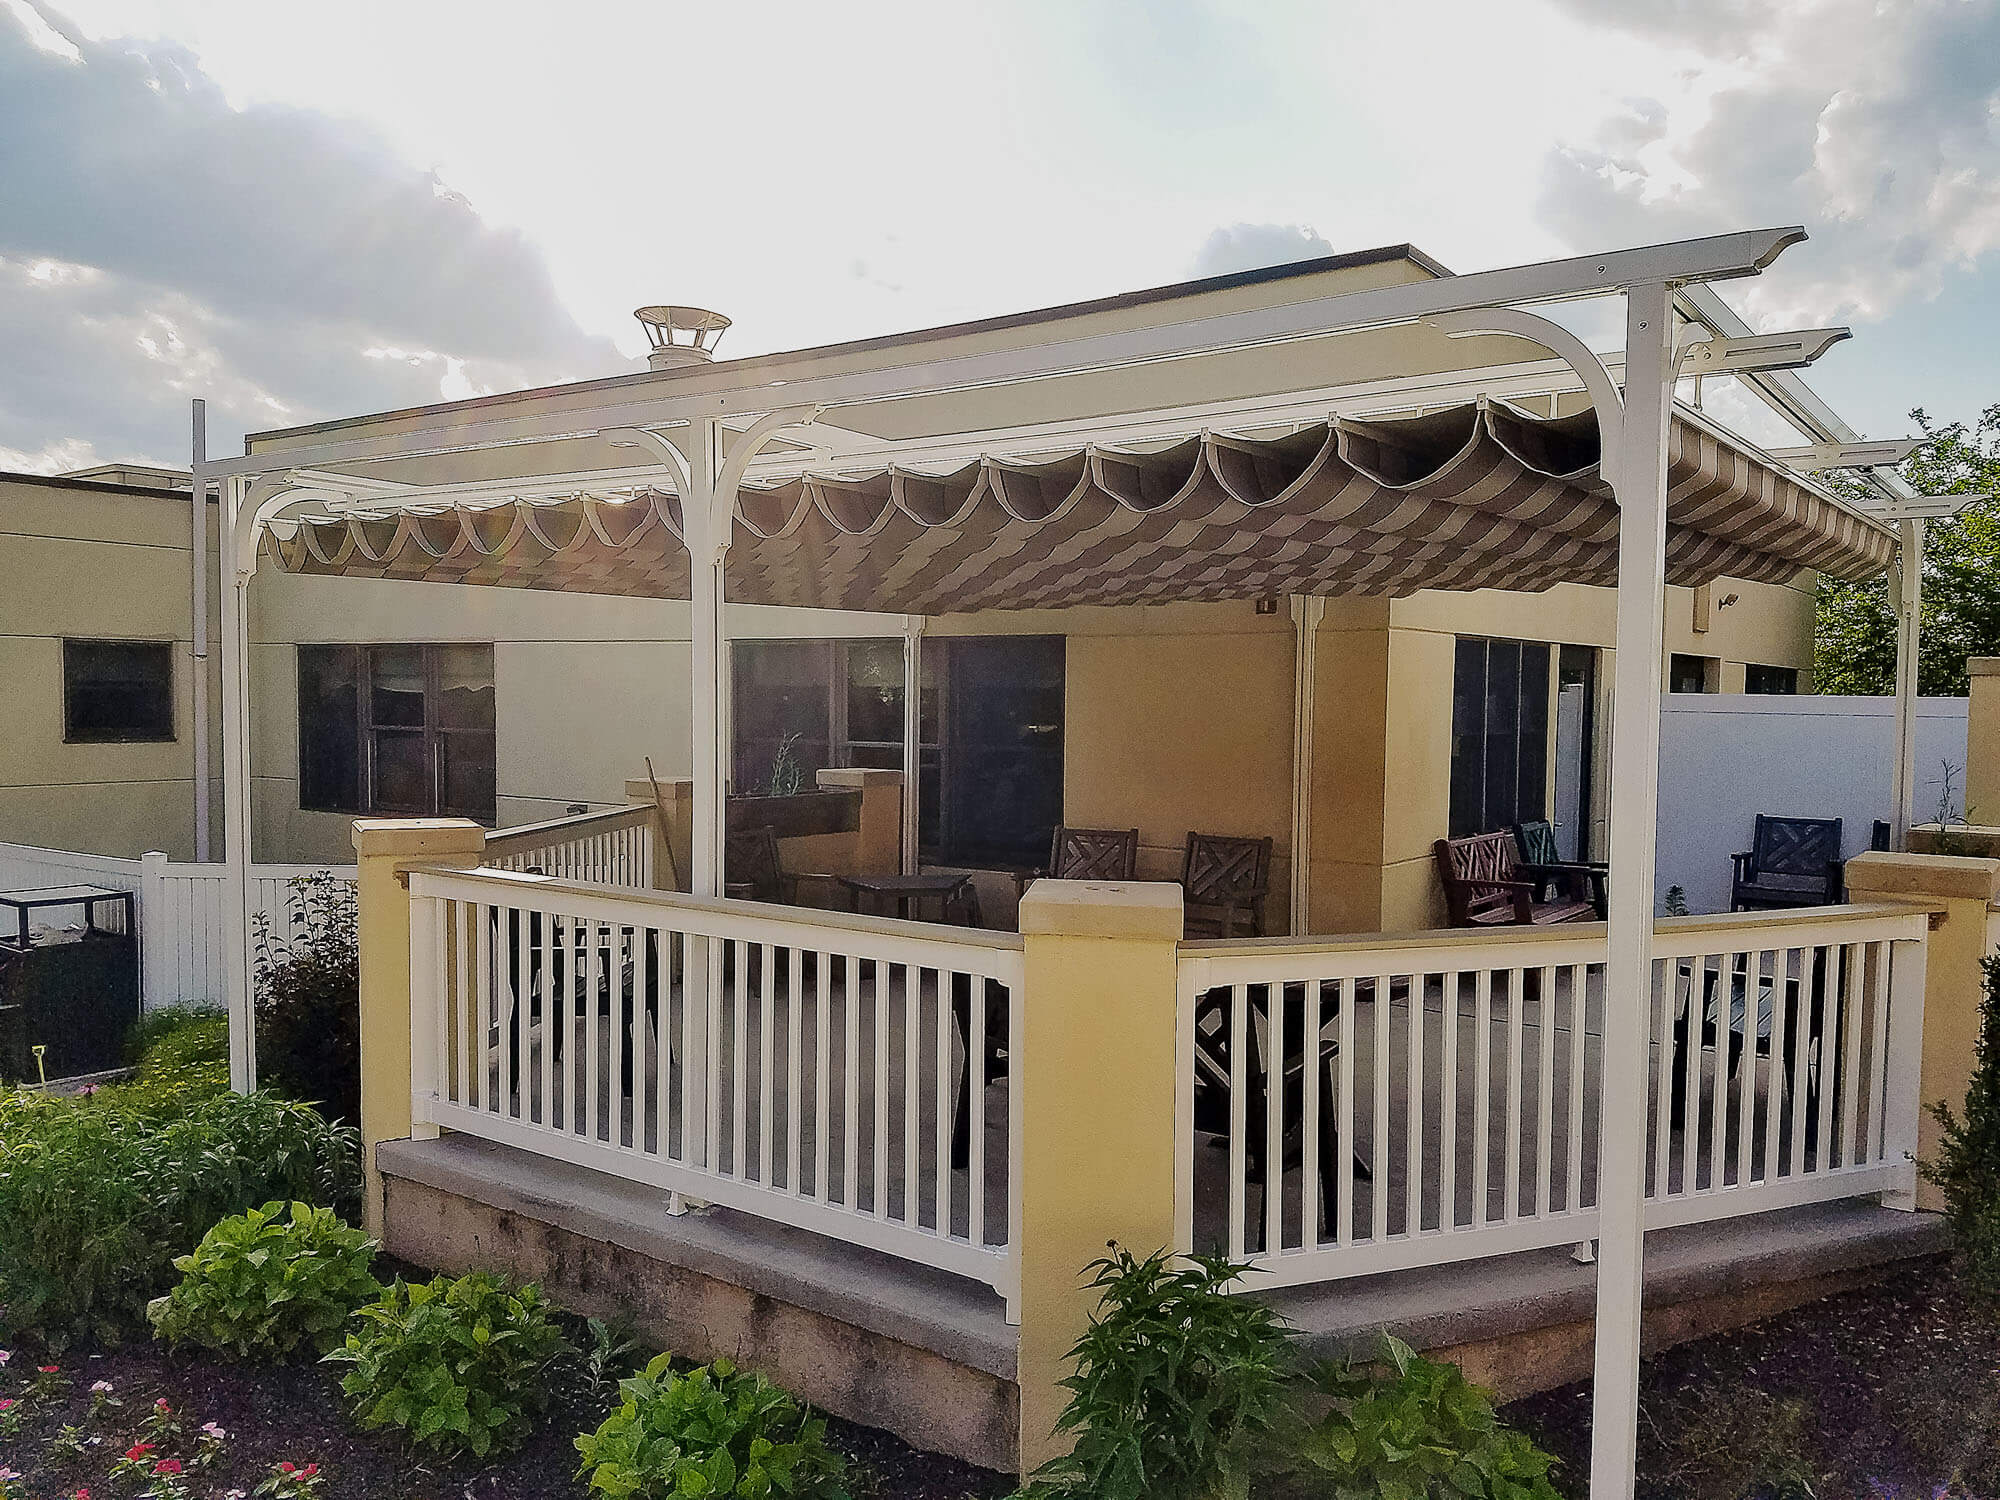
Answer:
[1510, 820, 1609, 918]
[1434, 832, 1597, 928]
[1050, 825, 1140, 881]
[1730, 815, 1844, 911]
[1182, 832, 1274, 938]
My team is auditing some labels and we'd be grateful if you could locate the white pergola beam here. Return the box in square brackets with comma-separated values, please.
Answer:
[1677, 327, 1849, 377]
[206, 228, 1806, 481]
[1769, 439, 1922, 470]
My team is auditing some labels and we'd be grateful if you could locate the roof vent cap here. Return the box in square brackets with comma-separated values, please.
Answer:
[635, 305, 731, 370]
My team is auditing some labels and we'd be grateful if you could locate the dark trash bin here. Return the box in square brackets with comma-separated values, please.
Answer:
[0, 886, 139, 1083]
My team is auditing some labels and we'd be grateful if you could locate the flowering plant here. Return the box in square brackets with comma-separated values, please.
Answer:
[195, 1421, 228, 1467]
[88, 1378, 119, 1417]
[252, 1460, 324, 1498]
[0, 1397, 22, 1439]
[138, 1396, 182, 1444]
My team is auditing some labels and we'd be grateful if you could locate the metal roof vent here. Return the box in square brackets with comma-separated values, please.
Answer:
[634, 305, 731, 371]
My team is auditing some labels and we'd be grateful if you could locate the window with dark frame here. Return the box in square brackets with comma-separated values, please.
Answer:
[297, 644, 495, 823]
[63, 639, 174, 743]
[1744, 663, 1799, 695]
[1448, 636, 1552, 839]
[1668, 653, 1714, 694]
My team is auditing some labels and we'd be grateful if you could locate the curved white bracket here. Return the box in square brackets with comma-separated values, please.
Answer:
[602, 426, 695, 495]
[1422, 307, 1627, 478]
[230, 480, 359, 584]
[716, 405, 822, 499]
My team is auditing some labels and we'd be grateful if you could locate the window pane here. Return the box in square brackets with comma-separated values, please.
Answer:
[440, 730, 496, 823]
[1745, 664, 1798, 695]
[297, 645, 361, 813]
[1517, 642, 1551, 829]
[371, 728, 429, 813]
[843, 640, 904, 747]
[369, 645, 427, 727]
[1448, 638, 1486, 839]
[733, 641, 832, 792]
[434, 644, 495, 730]
[1482, 643, 1521, 833]
[63, 640, 173, 742]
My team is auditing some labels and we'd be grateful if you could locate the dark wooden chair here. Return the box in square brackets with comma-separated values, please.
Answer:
[1190, 980, 1370, 1251]
[497, 908, 662, 1114]
[1510, 820, 1609, 918]
[1730, 815, 1843, 911]
[1433, 832, 1597, 928]
[724, 826, 841, 907]
[1669, 948, 1834, 1151]
[1010, 825, 1141, 899]
[1182, 833, 1274, 938]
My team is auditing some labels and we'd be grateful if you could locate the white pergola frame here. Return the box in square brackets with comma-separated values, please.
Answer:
[190, 226, 1916, 1496]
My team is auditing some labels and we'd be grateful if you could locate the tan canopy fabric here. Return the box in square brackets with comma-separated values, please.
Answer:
[264, 400, 1893, 612]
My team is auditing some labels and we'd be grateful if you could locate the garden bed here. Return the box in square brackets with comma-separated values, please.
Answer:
[1507, 1254, 1997, 1497]
[0, 1307, 1012, 1499]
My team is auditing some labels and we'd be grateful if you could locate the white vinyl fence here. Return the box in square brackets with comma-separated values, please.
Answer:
[1656, 694, 1969, 913]
[0, 842, 354, 1013]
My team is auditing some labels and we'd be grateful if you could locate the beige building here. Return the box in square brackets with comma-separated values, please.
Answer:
[6, 246, 1819, 934]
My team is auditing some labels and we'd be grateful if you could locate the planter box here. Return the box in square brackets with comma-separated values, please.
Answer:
[726, 788, 861, 840]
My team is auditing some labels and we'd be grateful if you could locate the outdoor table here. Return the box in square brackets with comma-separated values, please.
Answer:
[1668, 953, 1829, 1135]
[839, 872, 972, 923]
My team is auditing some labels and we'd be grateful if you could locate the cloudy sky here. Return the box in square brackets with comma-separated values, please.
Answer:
[2, 0, 1995, 473]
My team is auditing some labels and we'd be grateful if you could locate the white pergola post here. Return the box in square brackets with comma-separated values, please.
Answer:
[901, 618, 923, 874]
[1891, 517, 1925, 847]
[190, 399, 212, 864]
[217, 472, 257, 1091]
[1590, 278, 1676, 1496]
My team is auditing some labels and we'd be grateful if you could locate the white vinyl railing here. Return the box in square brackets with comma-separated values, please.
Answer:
[483, 806, 657, 888]
[1175, 905, 1928, 1289]
[407, 865, 1023, 1310]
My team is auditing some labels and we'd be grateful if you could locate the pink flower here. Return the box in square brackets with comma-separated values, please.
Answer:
[153, 1398, 171, 1413]
[90, 1380, 114, 1394]
[0, 1469, 20, 1482]
[276, 1463, 295, 1474]
[152, 1459, 182, 1476]
[0, 1349, 10, 1365]
[200, 1422, 226, 1439]
[38, 1364, 59, 1374]
[0, 1398, 14, 1411]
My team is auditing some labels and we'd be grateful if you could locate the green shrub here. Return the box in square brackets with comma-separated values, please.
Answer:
[1287, 1336, 1561, 1499]
[1924, 955, 2000, 1297]
[1020, 1248, 1294, 1500]
[254, 874, 360, 1126]
[325, 1272, 572, 1458]
[0, 1087, 358, 1346]
[147, 1199, 382, 1359]
[575, 1354, 851, 1500]
[109, 1007, 230, 1116]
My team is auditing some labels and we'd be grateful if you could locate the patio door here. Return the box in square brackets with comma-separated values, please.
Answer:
[933, 636, 1064, 867]
[1553, 645, 1597, 860]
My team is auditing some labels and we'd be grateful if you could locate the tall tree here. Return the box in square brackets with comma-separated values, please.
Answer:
[1815, 404, 2000, 697]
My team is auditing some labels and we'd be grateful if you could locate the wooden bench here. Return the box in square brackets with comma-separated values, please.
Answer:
[1434, 831, 1597, 927]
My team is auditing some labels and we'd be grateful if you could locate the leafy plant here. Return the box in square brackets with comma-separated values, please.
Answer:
[1020, 1248, 1293, 1500]
[1285, 1336, 1560, 1500]
[580, 1315, 647, 1402]
[575, 1353, 851, 1499]
[765, 731, 806, 798]
[325, 1272, 572, 1458]
[0, 1086, 358, 1346]
[253, 874, 360, 1126]
[1924, 955, 2000, 1299]
[147, 1200, 382, 1359]
[1663, 885, 1689, 918]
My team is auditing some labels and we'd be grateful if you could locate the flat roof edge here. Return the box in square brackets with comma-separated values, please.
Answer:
[0, 469, 201, 500]
[245, 243, 1451, 451]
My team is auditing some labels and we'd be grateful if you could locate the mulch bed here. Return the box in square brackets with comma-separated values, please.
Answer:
[1506, 1253, 2000, 1498]
[0, 1315, 1012, 1500]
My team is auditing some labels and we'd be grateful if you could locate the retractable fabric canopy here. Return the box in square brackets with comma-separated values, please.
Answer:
[263, 396, 1893, 614]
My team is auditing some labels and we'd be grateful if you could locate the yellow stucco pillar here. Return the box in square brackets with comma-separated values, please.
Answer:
[1845, 849, 2000, 1211]
[353, 817, 486, 1235]
[625, 777, 693, 891]
[1013, 879, 1184, 1474]
[1967, 658, 2000, 827]
[814, 767, 904, 874]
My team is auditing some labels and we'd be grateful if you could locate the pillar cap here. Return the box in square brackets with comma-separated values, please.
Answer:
[352, 818, 487, 858]
[1845, 849, 2000, 903]
[1969, 657, 2000, 678]
[625, 777, 691, 804]
[1019, 880, 1184, 941]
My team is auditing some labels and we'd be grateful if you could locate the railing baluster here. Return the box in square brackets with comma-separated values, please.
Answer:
[1735, 950, 1760, 1189]
[844, 951, 861, 1211]
[1788, 946, 1814, 1175]
[875, 957, 892, 1219]
[1538, 964, 1557, 1217]
[1302, 980, 1323, 1253]
[935, 970, 951, 1238]
[1472, 968, 1492, 1227]
[1440, 971, 1459, 1233]
[1228, 982, 1248, 1263]
[1504, 966, 1526, 1223]
[1679, 954, 1704, 1196]
[732, 937, 749, 1178]
[1265, 985, 1285, 1255]
[1707, 951, 1734, 1193]
[814, 949, 831, 1202]
[970, 978, 988, 1248]
[1869, 939, 1893, 1164]
[759, 941, 776, 1188]
[1371, 973, 1391, 1242]
[1336, 975, 1355, 1247]
[1567, 963, 1587, 1212]
[1813, 943, 1841, 1176]
[1404, 972, 1420, 1236]
[786, 946, 803, 1191]
[1840, 942, 1866, 1171]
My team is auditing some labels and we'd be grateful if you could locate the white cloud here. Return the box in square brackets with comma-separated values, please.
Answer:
[0, 2, 618, 467]
[1189, 224, 1337, 278]
[1539, 0, 2000, 328]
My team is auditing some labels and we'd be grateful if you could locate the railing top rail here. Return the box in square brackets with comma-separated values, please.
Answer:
[1181, 901, 1933, 965]
[407, 862, 1026, 958]
[483, 803, 656, 853]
